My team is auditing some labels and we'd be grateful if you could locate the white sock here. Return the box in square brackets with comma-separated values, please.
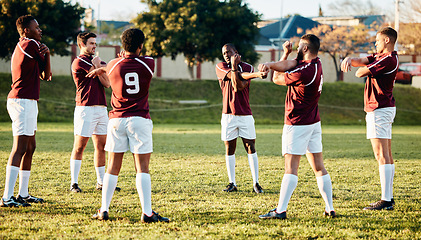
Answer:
[2, 166, 19, 200]
[136, 173, 153, 216]
[247, 152, 259, 184]
[70, 159, 82, 184]
[100, 173, 118, 212]
[95, 166, 105, 185]
[225, 155, 236, 185]
[379, 164, 393, 201]
[18, 170, 31, 197]
[390, 164, 395, 199]
[276, 174, 298, 213]
[316, 174, 334, 212]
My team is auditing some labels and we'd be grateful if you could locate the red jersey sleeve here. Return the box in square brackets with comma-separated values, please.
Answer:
[367, 54, 399, 77]
[72, 56, 92, 73]
[285, 69, 302, 86]
[23, 40, 44, 61]
[215, 62, 230, 81]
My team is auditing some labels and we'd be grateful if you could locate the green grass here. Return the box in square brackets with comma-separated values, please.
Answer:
[0, 123, 420, 239]
[1, 73, 421, 125]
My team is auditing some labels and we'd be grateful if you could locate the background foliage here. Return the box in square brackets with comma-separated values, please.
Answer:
[0, 0, 84, 59]
[133, 0, 261, 79]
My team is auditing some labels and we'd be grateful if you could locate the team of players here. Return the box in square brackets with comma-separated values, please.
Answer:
[0, 14, 400, 221]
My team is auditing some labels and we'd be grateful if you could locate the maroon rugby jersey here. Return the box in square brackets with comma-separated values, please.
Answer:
[71, 54, 107, 106]
[8, 38, 46, 100]
[215, 62, 253, 115]
[364, 51, 398, 112]
[107, 54, 154, 119]
[284, 57, 323, 125]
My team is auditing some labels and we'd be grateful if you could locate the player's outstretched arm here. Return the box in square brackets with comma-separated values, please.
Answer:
[341, 57, 370, 72]
[259, 60, 297, 73]
[272, 71, 287, 86]
[86, 67, 110, 88]
[355, 66, 371, 78]
[240, 71, 268, 80]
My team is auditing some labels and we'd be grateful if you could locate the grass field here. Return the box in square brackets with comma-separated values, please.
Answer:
[0, 123, 420, 239]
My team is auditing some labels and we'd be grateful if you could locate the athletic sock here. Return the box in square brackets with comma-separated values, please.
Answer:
[379, 164, 393, 201]
[276, 174, 298, 213]
[225, 155, 236, 185]
[136, 173, 153, 216]
[18, 170, 31, 197]
[2, 165, 19, 200]
[70, 159, 82, 184]
[316, 174, 334, 212]
[95, 166, 106, 185]
[100, 173, 118, 213]
[247, 152, 259, 184]
[390, 164, 395, 199]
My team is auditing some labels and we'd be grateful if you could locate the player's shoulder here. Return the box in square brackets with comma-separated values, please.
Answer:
[19, 38, 40, 49]
[216, 62, 229, 70]
[240, 62, 253, 71]
[136, 56, 154, 66]
[73, 55, 93, 68]
[107, 57, 124, 69]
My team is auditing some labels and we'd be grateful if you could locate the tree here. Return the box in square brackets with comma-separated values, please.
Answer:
[0, 0, 84, 59]
[133, 0, 260, 79]
[306, 24, 372, 81]
[98, 22, 131, 46]
[398, 0, 421, 54]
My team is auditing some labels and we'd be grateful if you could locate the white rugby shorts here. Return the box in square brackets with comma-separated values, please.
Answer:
[74, 106, 108, 137]
[7, 98, 38, 136]
[105, 116, 153, 154]
[221, 114, 256, 141]
[282, 121, 323, 156]
[366, 107, 396, 139]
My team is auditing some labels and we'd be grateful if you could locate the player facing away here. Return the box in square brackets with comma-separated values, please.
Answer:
[215, 43, 268, 193]
[258, 34, 335, 219]
[1, 15, 51, 207]
[92, 28, 169, 222]
[341, 27, 398, 210]
[69, 32, 120, 193]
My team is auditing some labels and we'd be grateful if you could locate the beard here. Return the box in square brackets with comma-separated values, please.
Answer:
[297, 50, 304, 61]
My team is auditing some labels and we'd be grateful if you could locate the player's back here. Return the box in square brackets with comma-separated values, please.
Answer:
[107, 54, 155, 119]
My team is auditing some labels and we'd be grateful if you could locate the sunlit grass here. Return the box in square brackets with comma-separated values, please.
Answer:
[0, 123, 420, 239]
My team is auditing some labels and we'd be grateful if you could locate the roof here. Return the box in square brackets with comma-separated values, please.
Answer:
[258, 15, 321, 46]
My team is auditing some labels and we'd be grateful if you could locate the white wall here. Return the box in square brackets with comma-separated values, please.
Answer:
[0, 45, 418, 84]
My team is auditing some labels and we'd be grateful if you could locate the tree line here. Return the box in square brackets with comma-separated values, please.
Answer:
[0, 0, 420, 81]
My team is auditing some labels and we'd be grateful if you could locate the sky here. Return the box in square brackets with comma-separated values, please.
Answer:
[71, 0, 397, 22]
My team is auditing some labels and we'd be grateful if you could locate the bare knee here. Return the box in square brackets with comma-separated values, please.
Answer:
[242, 139, 255, 154]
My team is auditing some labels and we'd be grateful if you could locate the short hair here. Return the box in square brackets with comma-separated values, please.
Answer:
[223, 43, 237, 52]
[378, 27, 397, 44]
[121, 28, 145, 53]
[16, 15, 35, 36]
[301, 34, 320, 54]
[77, 32, 97, 47]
